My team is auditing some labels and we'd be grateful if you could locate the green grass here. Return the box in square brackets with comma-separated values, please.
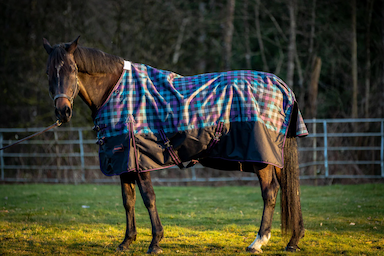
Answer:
[0, 184, 383, 255]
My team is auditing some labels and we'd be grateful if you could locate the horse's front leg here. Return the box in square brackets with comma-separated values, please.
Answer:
[247, 165, 280, 254]
[136, 172, 164, 254]
[118, 172, 137, 251]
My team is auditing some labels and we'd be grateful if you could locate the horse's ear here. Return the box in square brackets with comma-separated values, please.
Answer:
[67, 36, 80, 54]
[43, 38, 53, 55]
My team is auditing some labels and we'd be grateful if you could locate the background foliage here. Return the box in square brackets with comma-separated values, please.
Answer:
[0, 0, 383, 128]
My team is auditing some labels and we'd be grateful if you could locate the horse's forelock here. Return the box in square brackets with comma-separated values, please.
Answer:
[46, 46, 71, 76]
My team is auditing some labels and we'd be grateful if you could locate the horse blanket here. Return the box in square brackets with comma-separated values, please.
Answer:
[94, 61, 308, 176]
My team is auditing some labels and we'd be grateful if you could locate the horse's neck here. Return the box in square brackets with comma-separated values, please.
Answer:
[78, 70, 123, 118]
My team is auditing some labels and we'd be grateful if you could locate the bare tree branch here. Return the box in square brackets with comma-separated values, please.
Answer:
[172, 18, 189, 64]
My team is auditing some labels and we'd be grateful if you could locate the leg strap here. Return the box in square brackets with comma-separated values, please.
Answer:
[129, 119, 140, 172]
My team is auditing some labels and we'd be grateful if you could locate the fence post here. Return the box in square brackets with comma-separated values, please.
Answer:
[78, 129, 85, 183]
[54, 131, 61, 182]
[313, 119, 317, 177]
[381, 120, 384, 178]
[0, 132, 4, 181]
[191, 167, 196, 181]
[323, 120, 329, 178]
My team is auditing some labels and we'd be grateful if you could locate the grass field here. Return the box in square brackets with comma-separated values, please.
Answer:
[0, 183, 383, 255]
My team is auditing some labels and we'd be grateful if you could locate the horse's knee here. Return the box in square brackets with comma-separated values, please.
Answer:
[120, 173, 136, 211]
[262, 186, 278, 206]
[142, 193, 156, 210]
[121, 187, 136, 211]
[122, 198, 135, 212]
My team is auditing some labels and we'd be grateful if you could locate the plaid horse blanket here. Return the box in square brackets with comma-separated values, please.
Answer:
[94, 61, 308, 176]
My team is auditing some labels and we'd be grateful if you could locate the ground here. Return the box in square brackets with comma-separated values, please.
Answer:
[0, 184, 383, 255]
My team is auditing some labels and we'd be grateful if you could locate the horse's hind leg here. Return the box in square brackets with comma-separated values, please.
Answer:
[136, 172, 164, 254]
[247, 164, 280, 254]
[118, 172, 137, 251]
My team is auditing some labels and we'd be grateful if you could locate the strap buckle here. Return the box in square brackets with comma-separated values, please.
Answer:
[164, 139, 171, 148]
[213, 132, 222, 141]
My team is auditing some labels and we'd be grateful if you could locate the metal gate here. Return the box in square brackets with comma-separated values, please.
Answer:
[1, 118, 383, 183]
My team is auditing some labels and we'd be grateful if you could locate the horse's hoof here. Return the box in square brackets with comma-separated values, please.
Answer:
[246, 246, 263, 254]
[285, 245, 300, 252]
[147, 245, 163, 254]
[116, 238, 135, 251]
[299, 228, 306, 239]
[116, 244, 129, 251]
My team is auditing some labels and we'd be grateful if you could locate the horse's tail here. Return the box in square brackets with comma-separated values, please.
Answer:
[279, 106, 304, 243]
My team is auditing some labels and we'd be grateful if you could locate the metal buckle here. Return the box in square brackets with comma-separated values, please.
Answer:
[214, 132, 222, 141]
[96, 138, 105, 146]
[164, 140, 171, 148]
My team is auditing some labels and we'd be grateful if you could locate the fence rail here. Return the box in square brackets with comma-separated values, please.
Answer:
[1, 118, 383, 183]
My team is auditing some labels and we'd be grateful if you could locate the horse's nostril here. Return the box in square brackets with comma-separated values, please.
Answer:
[55, 106, 72, 123]
[65, 106, 72, 118]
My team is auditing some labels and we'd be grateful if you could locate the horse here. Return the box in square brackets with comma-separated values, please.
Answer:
[43, 36, 307, 254]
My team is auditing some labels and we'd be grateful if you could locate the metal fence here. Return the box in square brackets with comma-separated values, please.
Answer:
[0, 118, 383, 184]
[298, 118, 383, 180]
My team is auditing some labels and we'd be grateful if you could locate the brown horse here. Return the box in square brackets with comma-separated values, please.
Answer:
[43, 37, 305, 254]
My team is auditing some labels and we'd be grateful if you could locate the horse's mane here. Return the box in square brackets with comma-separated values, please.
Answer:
[47, 43, 123, 75]
[74, 46, 124, 74]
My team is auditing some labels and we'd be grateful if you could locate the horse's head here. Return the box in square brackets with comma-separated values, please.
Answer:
[43, 36, 80, 123]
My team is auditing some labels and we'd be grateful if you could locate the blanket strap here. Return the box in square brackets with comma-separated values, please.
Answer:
[128, 119, 140, 172]
[186, 121, 224, 168]
[159, 129, 185, 169]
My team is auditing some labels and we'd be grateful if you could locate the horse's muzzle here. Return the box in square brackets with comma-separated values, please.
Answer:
[55, 105, 72, 123]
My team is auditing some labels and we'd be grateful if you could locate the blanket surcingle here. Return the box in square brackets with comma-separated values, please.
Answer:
[94, 61, 308, 176]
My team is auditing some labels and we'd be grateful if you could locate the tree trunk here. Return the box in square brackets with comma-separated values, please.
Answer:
[286, 0, 297, 87]
[364, 0, 374, 121]
[255, 0, 269, 71]
[224, 0, 236, 70]
[351, 0, 358, 118]
[382, 0, 384, 118]
[308, 56, 322, 118]
[309, 0, 316, 57]
[198, 2, 207, 73]
[295, 49, 304, 104]
[304, 0, 317, 82]
[243, 0, 252, 69]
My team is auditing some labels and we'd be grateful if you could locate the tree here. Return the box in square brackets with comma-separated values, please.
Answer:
[224, 0, 236, 70]
[255, 0, 269, 71]
[286, 0, 297, 87]
[351, 0, 358, 119]
[308, 57, 321, 118]
[364, 0, 374, 120]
